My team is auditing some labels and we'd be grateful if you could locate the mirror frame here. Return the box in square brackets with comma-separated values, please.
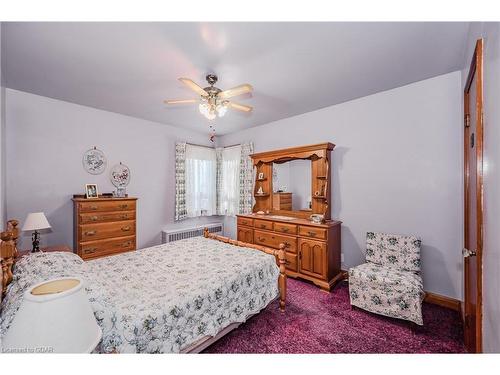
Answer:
[251, 143, 335, 220]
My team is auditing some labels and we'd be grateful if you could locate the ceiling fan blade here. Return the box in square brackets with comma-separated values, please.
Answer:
[164, 99, 198, 105]
[229, 102, 253, 112]
[179, 78, 209, 97]
[218, 84, 253, 99]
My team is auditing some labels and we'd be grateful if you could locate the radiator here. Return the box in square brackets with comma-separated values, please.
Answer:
[161, 223, 224, 244]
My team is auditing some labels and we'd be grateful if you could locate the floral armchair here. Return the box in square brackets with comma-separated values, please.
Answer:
[348, 232, 424, 325]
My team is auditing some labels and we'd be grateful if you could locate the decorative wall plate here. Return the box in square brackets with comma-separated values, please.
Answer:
[110, 162, 131, 187]
[82, 147, 107, 175]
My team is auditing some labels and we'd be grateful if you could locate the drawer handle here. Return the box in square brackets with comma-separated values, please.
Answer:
[90, 216, 99, 221]
[121, 226, 131, 232]
[283, 241, 291, 248]
[121, 241, 132, 248]
[85, 230, 96, 236]
[260, 224, 266, 229]
[258, 237, 265, 242]
[307, 231, 317, 237]
[281, 228, 289, 232]
[90, 205, 98, 211]
[84, 247, 97, 254]
[120, 204, 128, 209]
[121, 214, 128, 219]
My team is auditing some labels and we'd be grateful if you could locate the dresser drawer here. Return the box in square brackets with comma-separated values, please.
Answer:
[254, 219, 273, 231]
[78, 200, 136, 213]
[279, 196, 292, 203]
[285, 253, 298, 272]
[274, 222, 297, 234]
[79, 220, 135, 241]
[254, 230, 297, 253]
[79, 236, 136, 260]
[79, 210, 136, 224]
[299, 225, 327, 240]
[237, 217, 254, 227]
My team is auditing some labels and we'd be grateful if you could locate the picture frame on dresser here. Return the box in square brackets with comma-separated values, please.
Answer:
[72, 197, 138, 260]
[85, 184, 99, 199]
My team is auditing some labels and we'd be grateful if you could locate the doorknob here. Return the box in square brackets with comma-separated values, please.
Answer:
[463, 248, 477, 258]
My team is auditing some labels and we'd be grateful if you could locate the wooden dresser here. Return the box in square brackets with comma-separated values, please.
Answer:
[237, 214, 341, 291]
[73, 197, 137, 260]
[273, 192, 292, 210]
[238, 143, 342, 291]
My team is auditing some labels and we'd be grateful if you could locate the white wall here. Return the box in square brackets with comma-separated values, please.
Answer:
[5, 89, 220, 250]
[221, 71, 463, 299]
[462, 23, 500, 353]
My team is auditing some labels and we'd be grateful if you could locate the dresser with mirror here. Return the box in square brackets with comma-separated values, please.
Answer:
[236, 143, 342, 291]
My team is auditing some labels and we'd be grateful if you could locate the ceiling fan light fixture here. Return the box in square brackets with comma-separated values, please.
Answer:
[199, 102, 210, 116]
[216, 101, 228, 117]
[206, 111, 216, 120]
[166, 74, 253, 121]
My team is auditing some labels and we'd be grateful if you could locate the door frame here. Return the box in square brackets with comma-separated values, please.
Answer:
[463, 38, 484, 353]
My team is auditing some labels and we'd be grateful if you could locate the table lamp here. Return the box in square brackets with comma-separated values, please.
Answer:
[22, 212, 51, 253]
[1, 277, 102, 353]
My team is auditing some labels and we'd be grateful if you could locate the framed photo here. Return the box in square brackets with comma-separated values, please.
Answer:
[258, 172, 264, 180]
[85, 184, 99, 199]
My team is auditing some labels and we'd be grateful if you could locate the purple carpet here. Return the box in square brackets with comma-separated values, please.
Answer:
[204, 279, 465, 353]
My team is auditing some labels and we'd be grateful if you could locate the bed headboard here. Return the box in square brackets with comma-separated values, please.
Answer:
[0, 219, 20, 299]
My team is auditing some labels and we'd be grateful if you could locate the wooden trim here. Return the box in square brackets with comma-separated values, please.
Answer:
[251, 143, 335, 161]
[424, 292, 462, 312]
[463, 38, 484, 353]
[203, 228, 287, 311]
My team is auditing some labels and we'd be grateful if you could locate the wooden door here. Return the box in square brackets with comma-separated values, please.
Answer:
[463, 39, 484, 353]
[237, 227, 254, 244]
[298, 239, 326, 279]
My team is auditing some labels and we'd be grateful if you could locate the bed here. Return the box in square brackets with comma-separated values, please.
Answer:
[0, 225, 286, 353]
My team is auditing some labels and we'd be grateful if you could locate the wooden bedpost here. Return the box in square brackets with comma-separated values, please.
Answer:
[6, 219, 19, 257]
[0, 231, 16, 296]
[277, 243, 287, 312]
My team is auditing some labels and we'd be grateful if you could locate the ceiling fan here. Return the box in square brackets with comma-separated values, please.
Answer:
[164, 74, 253, 120]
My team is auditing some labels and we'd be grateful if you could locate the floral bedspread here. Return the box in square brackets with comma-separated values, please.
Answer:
[0, 237, 279, 353]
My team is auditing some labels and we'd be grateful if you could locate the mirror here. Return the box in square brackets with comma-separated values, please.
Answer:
[272, 160, 312, 212]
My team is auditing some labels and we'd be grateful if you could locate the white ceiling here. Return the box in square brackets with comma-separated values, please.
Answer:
[2, 22, 469, 135]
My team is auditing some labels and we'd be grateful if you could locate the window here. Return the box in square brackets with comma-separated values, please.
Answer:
[218, 145, 241, 216]
[175, 142, 253, 221]
[185, 144, 217, 217]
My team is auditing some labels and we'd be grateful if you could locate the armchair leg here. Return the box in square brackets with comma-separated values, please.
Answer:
[409, 321, 420, 334]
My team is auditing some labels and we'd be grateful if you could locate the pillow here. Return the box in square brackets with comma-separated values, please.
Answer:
[0, 251, 88, 337]
[365, 232, 422, 272]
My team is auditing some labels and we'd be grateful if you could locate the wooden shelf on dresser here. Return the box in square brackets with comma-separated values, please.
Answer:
[72, 197, 137, 260]
[237, 214, 342, 291]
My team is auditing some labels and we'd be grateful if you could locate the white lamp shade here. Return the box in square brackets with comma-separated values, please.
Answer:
[2, 277, 102, 353]
[22, 212, 51, 231]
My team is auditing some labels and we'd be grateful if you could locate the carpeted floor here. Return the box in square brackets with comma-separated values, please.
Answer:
[204, 278, 465, 353]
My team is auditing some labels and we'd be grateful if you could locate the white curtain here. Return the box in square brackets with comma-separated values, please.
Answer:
[218, 145, 242, 216]
[185, 144, 217, 217]
[239, 142, 254, 214]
